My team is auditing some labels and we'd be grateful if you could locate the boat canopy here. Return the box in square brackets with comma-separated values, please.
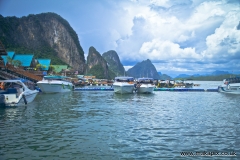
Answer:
[224, 77, 240, 84]
[0, 80, 29, 89]
[115, 77, 134, 82]
[137, 78, 153, 83]
[138, 78, 153, 81]
[43, 75, 68, 80]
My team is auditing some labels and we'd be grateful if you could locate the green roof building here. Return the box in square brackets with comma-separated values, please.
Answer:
[51, 65, 68, 73]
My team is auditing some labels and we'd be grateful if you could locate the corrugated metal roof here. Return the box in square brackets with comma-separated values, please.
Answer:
[51, 65, 68, 73]
[13, 55, 34, 67]
[0, 41, 7, 58]
[36, 59, 51, 70]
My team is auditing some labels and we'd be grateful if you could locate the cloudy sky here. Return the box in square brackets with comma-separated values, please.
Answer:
[0, 0, 240, 77]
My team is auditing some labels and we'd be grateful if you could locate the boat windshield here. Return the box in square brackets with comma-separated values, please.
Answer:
[225, 77, 240, 84]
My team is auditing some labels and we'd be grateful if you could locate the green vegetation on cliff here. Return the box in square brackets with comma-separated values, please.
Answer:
[0, 13, 85, 65]
[88, 64, 105, 79]
[102, 50, 125, 77]
[86, 47, 110, 79]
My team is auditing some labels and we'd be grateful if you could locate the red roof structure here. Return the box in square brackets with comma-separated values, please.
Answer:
[0, 41, 7, 60]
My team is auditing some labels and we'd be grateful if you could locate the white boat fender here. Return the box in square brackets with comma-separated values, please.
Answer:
[22, 94, 27, 105]
[227, 85, 231, 90]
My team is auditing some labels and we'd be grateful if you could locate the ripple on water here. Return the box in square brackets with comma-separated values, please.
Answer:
[0, 86, 240, 159]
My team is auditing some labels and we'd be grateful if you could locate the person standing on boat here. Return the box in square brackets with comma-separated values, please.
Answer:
[0, 82, 5, 90]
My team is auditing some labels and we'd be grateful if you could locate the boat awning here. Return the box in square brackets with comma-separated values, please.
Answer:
[138, 78, 153, 81]
[43, 75, 68, 80]
[115, 77, 134, 80]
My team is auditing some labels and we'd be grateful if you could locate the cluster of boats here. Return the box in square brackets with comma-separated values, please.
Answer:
[1, 75, 240, 107]
[113, 77, 155, 94]
[0, 75, 74, 107]
[0, 76, 155, 107]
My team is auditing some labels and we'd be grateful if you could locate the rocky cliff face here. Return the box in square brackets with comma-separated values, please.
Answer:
[127, 59, 160, 79]
[86, 46, 109, 79]
[102, 50, 125, 77]
[0, 13, 85, 73]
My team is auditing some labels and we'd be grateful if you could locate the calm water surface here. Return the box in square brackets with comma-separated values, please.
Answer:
[0, 81, 239, 159]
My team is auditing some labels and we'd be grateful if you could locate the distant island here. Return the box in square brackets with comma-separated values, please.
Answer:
[173, 74, 239, 81]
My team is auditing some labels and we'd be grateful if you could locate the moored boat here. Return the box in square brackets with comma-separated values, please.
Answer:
[112, 77, 135, 94]
[174, 80, 193, 88]
[218, 77, 240, 94]
[136, 78, 155, 94]
[0, 80, 39, 107]
[37, 75, 74, 93]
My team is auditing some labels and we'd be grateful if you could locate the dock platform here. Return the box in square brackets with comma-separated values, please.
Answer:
[154, 88, 218, 92]
[74, 87, 114, 91]
[74, 87, 218, 92]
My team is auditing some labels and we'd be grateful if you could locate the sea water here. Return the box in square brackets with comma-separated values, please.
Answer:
[0, 81, 239, 159]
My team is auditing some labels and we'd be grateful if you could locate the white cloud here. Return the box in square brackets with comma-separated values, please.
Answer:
[187, 1, 225, 25]
[150, 0, 171, 8]
[124, 65, 133, 71]
[139, 39, 201, 60]
[202, 10, 240, 61]
[112, 0, 240, 75]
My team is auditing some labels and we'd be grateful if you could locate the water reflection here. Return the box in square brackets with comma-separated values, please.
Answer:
[0, 84, 240, 159]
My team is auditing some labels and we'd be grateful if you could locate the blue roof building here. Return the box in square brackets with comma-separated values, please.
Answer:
[7, 51, 15, 59]
[1, 56, 7, 66]
[1, 51, 15, 65]
[36, 59, 51, 70]
[13, 54, 34, 67]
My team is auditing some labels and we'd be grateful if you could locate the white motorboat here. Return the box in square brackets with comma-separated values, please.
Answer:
[37, 75, 74, 93]
[136, 78, 155, 94]
[218, 77, 240, 94]
[0, 80, 39, 107]
[112, 77, 135, 94]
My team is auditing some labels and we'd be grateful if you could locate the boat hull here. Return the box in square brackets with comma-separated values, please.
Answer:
[0, 91, 38, 107]
[37, 81, 74, 93]
[113, 82, 134, 94]
[19, 91, 38, 105]
[218, 85, 240, 94]
[137, 84, 155, 94]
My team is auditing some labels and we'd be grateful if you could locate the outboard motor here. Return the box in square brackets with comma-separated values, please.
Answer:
[0, 94, 5, 107]
[134, 83, 138, 92]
